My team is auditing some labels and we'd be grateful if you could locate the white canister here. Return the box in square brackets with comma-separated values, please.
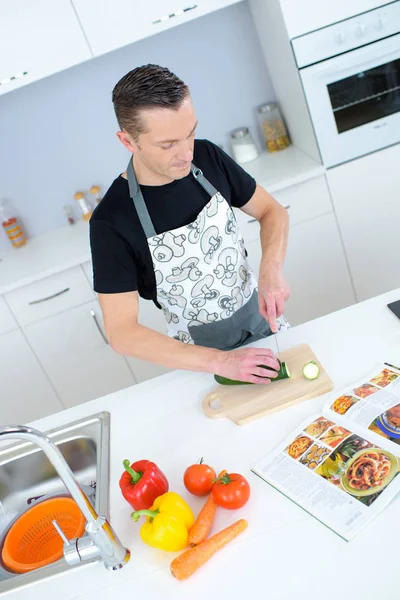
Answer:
[230, 127, 259, 164]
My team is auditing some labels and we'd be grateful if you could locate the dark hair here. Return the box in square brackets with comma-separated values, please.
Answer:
[112, 64, 189, 138]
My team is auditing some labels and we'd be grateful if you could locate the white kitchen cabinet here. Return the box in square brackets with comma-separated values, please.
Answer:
[23, 300, 136, 409]
[279, 0, 386, 39]
[245, 213, 356, 326]
[0, 329, 62, 425]
[0, 0, 92, 96]
[327, 144, 400, 303]
[0, 296, 18, 335]
[234, 175, 332, 243]
[72, 0, 241, 56]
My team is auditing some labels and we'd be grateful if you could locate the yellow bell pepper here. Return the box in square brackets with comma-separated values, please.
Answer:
[131, 491, 194, 551]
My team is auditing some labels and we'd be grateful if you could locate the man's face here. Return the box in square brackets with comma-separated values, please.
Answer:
[123, 96, 197, 181]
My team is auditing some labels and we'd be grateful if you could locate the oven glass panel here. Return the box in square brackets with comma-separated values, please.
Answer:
[328, 58, 400, 134]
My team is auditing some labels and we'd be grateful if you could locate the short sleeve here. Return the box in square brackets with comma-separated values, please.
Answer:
[209, 142, 257, 208]
[90, 219, 138, 294]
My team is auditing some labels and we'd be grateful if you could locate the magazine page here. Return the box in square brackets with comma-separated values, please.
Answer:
[323, 364, 400, 454]
[252, 412, 400, 540]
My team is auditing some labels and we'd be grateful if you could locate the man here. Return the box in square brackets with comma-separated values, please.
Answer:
[90, 64, 291, 384]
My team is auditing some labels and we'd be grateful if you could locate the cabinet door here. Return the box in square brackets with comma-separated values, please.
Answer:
[279, 0, 384, 38]
[0, 296, 18, 335]
[327, 144, 400, 302]
[0, 0, 91, 96]
[245, 213, 355, 326]
[23, 301, 136, 409]
[0, 330, 62, 425]
[72, 0, 240, 56]
[125, 299, 172, 384]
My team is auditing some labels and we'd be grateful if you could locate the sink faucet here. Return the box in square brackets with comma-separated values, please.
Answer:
[0, 425, 130, 570]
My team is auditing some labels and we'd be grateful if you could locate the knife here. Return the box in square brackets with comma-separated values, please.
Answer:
[274, 324, 281, 364]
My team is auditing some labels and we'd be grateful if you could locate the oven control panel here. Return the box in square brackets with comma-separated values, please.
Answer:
[292, 1, 400, 68]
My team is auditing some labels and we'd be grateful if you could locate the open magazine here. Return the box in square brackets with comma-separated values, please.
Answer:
[252, 363, 400, 540]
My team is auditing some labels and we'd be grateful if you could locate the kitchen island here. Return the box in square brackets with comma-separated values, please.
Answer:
[4, 288, 400, 600]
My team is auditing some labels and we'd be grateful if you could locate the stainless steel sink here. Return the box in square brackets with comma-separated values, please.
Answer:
[0, 411, 111, 593]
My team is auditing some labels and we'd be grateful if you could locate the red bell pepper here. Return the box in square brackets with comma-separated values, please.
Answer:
[119, 459, 169, 510]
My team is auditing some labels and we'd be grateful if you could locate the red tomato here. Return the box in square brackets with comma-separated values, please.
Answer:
[212, 472, 250, 509]
[183, 459, 216, 496]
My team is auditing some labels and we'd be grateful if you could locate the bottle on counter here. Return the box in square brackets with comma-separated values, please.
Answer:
[0, 200, 27, 248]
[229, 127, 259, 164]
[257, 102, 291, 153]
[74, 191, 92, 221]
[64, 204, 76, 225]
[89, 185, 102, 206]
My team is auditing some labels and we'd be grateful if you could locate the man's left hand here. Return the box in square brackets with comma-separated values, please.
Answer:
[258, 265, 291, 333]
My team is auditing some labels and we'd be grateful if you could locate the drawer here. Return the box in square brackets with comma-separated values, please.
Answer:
[4, 266, 95, 327]
[0, 295, 18, 334]
[234, 175, 332, 243]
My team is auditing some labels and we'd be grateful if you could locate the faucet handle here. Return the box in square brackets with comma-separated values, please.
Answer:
[52, 519, 70, 545]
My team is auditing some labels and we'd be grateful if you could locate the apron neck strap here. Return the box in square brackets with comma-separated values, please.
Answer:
[190, 164, 219, 197]
[126, 158, 218, 239]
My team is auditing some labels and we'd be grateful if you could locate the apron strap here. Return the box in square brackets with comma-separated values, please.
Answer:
[126, 158, 218, 239]
[190, 164, 219, 197]
[127, 158, 157, 238]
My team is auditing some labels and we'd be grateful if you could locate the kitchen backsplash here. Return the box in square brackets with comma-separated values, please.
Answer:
[0, 1, 275, 251]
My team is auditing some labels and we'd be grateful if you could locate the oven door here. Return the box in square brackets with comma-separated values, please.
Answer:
[300, 33, 400, 167]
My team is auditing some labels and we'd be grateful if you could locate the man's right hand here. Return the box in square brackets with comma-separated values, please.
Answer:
[213, 347, 281, 384]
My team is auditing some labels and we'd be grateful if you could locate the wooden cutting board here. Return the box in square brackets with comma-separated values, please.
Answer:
[202, 344, 334, 425]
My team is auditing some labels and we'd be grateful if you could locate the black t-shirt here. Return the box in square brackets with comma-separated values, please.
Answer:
[90, 139, 256, 303]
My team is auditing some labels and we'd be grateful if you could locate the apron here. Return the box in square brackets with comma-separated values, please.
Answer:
[127, 159, 288, 351]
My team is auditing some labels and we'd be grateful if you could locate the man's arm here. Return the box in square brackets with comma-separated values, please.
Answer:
[240, 184, 291, 332]
[98, 290, 280, 383]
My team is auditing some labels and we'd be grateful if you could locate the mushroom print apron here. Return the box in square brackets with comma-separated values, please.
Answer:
[127, 160, 289, 351]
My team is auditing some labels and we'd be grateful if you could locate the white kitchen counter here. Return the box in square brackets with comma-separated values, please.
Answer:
[3, 287, 400, 600]
[0, 146, 324, 296]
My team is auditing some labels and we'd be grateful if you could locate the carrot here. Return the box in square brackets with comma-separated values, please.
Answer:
[187, 469, 226, 547]
[188, 493, 217, 546]
[170, 519, 248, 580]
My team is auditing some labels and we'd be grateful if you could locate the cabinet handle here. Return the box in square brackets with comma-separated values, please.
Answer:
[0, 71, 28, 87]
[90, 309, 109, 345]
[152, 4, 198, 24]
[28, 287, 70, 305]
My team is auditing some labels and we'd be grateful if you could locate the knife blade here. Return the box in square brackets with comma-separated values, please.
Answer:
[274, 325, 281, 364]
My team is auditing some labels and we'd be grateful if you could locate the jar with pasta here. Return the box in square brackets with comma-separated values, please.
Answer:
[257, 103, 290, 153]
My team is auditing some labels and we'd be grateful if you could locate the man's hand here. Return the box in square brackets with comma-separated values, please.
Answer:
[258, 265, 291, 333]
[213, 347, 281, 385]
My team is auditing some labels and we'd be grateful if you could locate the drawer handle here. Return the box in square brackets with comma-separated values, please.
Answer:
[90, 309, 109, 345]
[28, 287, 70, 305]
[152, 4, 198, 24]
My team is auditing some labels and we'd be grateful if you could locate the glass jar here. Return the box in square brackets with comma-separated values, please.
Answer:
[257, 103, 290, 153]
[89, 185, 102, 205]
[74, 191, 92, 221]
[230, 127, 259, 164]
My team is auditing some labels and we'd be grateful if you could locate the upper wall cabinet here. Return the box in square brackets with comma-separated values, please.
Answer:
[0, 0, 92, 96]
[279, 0, 387, 39]
[72, 0, 241, 56]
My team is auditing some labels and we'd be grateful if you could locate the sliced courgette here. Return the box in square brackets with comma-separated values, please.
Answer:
[214, 361, 291, 386]
[302, 361, 320, 380]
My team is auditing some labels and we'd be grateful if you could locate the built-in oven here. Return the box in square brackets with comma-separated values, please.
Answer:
[292, 1, 400, 167]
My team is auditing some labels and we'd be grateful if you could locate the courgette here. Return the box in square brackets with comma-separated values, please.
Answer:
[214, 361, 291, 386]
[302, 361, 320, 380]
